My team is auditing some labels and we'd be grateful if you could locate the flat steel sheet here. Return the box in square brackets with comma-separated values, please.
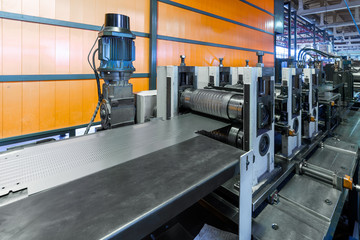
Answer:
[307, 138, 358, 177]
[0, 136, 244, 240]
[333, 110, 360, 146]
[253, 197, 330, 240]
[0, 114, 227, 196]
[279, 175, 341, 221]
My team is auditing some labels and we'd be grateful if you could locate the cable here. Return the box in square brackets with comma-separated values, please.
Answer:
[344, 0, 360, 35]
[84, 48, 102, 135]
[84, 101, 101, 135]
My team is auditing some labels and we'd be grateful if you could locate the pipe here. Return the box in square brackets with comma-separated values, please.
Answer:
[344, 0, 360, 35]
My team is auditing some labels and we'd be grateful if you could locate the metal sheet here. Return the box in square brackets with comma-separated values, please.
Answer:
[333, 110, 360, 146]
[0, 136, 244, 240]
[253, 197, 330, 240]
[0, 114, 228, 197]
[307, 138, 358, 177]
[279, 175, 341, 221]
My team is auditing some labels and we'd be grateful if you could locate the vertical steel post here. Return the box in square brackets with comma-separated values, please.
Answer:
[294, 11, 297, 61]
[150, 0, 158, 90]
[313, 24, 316, 48]
[288, 2, 291, 58]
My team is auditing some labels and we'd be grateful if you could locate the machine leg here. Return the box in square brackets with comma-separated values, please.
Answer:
[239, 150, 254, 240]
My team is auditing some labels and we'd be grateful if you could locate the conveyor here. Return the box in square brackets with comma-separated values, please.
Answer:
[0, 114, 228, 203]
[0, 114, 253, 240]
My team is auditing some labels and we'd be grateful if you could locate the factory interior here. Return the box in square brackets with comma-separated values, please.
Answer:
[1, 0, 360, 239]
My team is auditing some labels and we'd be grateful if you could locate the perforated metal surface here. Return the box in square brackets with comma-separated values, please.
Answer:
[0, 114, 228, 197]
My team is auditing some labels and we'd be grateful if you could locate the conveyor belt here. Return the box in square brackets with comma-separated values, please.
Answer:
[0, 113, 228, 198]
[0, 135, 244, 240]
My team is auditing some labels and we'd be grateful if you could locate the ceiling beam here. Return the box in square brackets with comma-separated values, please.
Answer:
[298, 0, 360, 16]
[334, 31, 360, 37]
[319, 20, 360, 28]
[335, 43, 360, 48]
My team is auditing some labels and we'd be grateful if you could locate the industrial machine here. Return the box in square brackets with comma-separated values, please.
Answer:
[318, 92, 341, 132]
[275, 67, 302, 157]
[158, 53, 275, 186]
[0, 23, 360, 240]
[301, 68, 319, 139]
[85, 13, 136, 133]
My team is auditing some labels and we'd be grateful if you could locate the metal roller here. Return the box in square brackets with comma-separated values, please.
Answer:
[180, 89, 244, 122]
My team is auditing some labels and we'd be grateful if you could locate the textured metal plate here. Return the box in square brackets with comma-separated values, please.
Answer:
[0, 114, 228, 197]
[0, 136, 243, 240]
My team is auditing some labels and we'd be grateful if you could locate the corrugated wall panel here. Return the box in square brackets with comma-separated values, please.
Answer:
[39, 81, 56, 131]
[39, 25, 56, 74]
[3, 82, 22, 138]
[69, 80, 83, 126]
[3, 19, 22, 75]
[170, 0, 274, 32]
[22, 82, 40, 134]
[22, 22, 40, 74]
[158, 3, 273, 53]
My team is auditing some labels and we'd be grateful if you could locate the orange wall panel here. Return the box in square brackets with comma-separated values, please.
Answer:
[22, 82, 40, 134]
[82, 79, 98, 123]
[69, 28, 83, 73]
[171, 0, 274, 33]
[2, 82, 22, 138]
[22, 22, 40, 74]
[55, 0, 70, 21]
[69, 81, 83, 126]
[130, 78, 149, 93]
[134, 37, 150, 73]
[0, 83, 2, 138]
[39, 81, 56, 131]
[3, 20, 22, 75]
[39, 25, 56, 74]
[2, 0, 21, 13]
[39, 0, 55, 18]
[55, 81, 70, 128]
[0, 19, 2, 75]
[22, 0, 40, 16]
[158, 3, 274, 53]
[55, 27, 70, 74]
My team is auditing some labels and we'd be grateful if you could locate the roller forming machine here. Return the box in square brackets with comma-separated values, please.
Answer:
[301, 68, 319, 140]
[275, 67, 302, 157]
[158, 55, 275, 186]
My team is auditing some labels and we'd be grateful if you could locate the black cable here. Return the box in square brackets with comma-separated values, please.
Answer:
[84, 47, 102, 135]
[92, 48, 101, 101]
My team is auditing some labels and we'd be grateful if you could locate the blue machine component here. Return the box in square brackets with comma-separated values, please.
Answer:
[97, 13, 137, 129]
[98, 32, 136, 75]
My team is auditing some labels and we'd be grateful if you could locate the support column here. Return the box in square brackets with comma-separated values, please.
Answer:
[320, 13, 324, 25]
[288, 2, 291, 58]
[298, 0, 304, 11]
[149, 0, 158, 90]
[313, 24, 316, 48]
[355, 7, 360, 21]
[294, 11, 297, 60]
